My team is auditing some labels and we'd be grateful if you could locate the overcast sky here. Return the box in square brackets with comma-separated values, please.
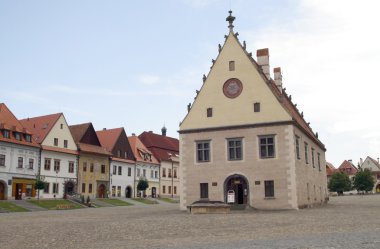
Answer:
[1, 0, 379, 167]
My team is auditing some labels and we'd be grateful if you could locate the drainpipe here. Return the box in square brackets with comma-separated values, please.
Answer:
[171, 159, 174, 198]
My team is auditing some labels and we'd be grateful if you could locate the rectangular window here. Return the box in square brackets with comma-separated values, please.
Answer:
[25, 134, 31, 142]
[64, 140, 68, 148]
[254, 102, 260, 112]
[174, 186, 177, 195]
[44, 183, 49, 193]
[117, 186, 121, 197]
[162, 185, 166, 194]
[83, 162, 87, 172]
[229, 61, 235, 71]
[3, 130, 10, 139]
[89, 184, 93, 193]
[112, 186, 116, 197]
[228, 138, 243, 160]
[143, 169, 146, 177]
[18, 157, 23, 168]
[82, 183, 86, 193]
[162, 168, 166, 177]
[318, 153, 321, 171]
[128, 167, 131, 176]
[113, 165, 117, 175]
[151, 170, 153, 178]
[60, 124, 63, 129]
[44, 158, 51, 170]
[168, 186, 172, 194]
[68, 161, 74, 173]
[174, 169, 177, 178]
[264, 180, 274, 197]
[259, 136, 275, 158]
[155, 171, 158, 178]
[118, 166, 122, 175]
[137, 168, 140, 177]
[54, 159, 60, 172]
[311, 148, 315, 168]
[304, 142, 309, 164]
[295, 136, 300, 159]
[197, 141, 210, 162]
[207, 108, 213, 117]
[54, 138, 58, 146]
[0, 154, 5, 166]
[168, 169, 172, 178]
[14, 132, 21, 141]
[101, 165, 106, 174]
[90, 163, 94, 172]
[28, 158, 34, 169]
[200, 183, 209, 199]
[53, 183, 59, 194]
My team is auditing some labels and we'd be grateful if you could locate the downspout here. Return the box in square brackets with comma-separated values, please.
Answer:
[171, 159, 174, 198]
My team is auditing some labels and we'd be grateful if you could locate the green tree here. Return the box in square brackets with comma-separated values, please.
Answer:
[137, 178, 149, 197]
[353, 168, 375, 193]
[35, 175, 47, 200]
[328, 171, 352, 195]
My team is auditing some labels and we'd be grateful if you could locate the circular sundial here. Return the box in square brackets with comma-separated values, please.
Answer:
[223, 78, 243, 98]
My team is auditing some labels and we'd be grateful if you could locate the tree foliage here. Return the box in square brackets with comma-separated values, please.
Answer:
[35, 175, 47, 200]
[137, 178, 149, 192]
[353, 168, 375, 192]
[328, 171, 352, 194]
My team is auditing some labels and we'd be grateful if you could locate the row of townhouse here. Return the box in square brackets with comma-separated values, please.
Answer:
[0, 103, 179, 200]
[326, 157, 380, 193]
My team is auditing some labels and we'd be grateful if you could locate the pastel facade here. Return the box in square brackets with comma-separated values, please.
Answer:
[139, 129, 180, 198]
[21, 113, 78, 198]
[128, 135, 160, 198]
[0, 103, 39, 200]
[360, 156, 380, 193]
[70, 123, 111, 199]
[179, 12, 328, 210]
[97, 128, 135, 198]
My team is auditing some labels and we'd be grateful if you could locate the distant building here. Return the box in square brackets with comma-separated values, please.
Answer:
[97, 128, 135, 198]
[128, 134, 160, 198]
[0, 103, 40, 200]
[70, 123, 111, 199]
[326, 162, 336, 183]
[139, 127, 180, 198]
[337, 160, 358, 180]
[360, 156, 380, 193]
[21, 113, 78, 198]
[179, 11, 328, 210]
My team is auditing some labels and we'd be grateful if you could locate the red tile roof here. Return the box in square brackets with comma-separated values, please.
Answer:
[128, 135, 159, 164]
[139, 131, 179, 162]
[69, 123, 92, 143]
[0, 103, 39, 147]
[41, 145, 78, 155]
[338, 160, 358, 175]
[326, 162, 336, 176]
[77, 143, 111, 156]
[96, 128, 123, 152]
[20, 113, 62, 144]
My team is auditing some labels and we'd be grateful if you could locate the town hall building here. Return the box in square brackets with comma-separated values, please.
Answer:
[179, 11, 328, 210]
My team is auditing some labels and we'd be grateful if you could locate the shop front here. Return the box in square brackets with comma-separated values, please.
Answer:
[12, 178, 36, 200]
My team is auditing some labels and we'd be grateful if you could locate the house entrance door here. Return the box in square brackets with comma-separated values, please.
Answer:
[125, 186, 132, 198]
[98, 184, 106, 198]
[224, 175, 248, 206]
[0, 181, 5, 200]
[15, 183, 22, 200]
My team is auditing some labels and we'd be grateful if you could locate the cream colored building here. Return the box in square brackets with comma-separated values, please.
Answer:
[179, 11, 328, 210]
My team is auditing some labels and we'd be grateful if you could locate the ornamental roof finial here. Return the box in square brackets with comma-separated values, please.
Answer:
[226, 10, 235, 32]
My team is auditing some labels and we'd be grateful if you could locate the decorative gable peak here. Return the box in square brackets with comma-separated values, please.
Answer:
[226, 10, 236, 32]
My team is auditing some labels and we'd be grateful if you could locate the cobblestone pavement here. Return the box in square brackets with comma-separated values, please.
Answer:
[0, 195, 379, 249]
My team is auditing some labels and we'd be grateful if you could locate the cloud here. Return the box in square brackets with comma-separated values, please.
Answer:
[137, 75, 161, 85]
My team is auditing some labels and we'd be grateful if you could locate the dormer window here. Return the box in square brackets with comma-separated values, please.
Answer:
[25, 134, 31, 142]
[3, 130, 10, 139]
[14, 132, 21, 141]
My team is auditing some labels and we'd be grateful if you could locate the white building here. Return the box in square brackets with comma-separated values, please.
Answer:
[21, 113, 78, 198]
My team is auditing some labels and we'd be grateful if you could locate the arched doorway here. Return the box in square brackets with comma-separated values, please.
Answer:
[0, 181, 6, 200]
[65, 181, 75, 195]
[125, 186, 132, 198]
[224, 174, 249, 206]
[98, 184, 106, 198]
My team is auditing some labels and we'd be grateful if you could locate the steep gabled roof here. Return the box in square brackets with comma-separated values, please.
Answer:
[367, 156, 380, 170]
[69, 123, 92, 143]
[96, 128, 123, 152]
[338, 160, 358, 175]
[20, 113, 61, 144]
[128, 135, 159, 164]
[0, 103, 39, 147]
[139, 131, 179, 162]
[326, 162, 336, 176]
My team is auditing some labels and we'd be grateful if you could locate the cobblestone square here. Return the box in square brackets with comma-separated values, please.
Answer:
[1, 195, 379, 249]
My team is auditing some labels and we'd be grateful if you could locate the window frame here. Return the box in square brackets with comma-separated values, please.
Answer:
[44, 158, 51, 171]
[101, 164, 106, 174]
[28, 158, 34, 169]
[0, 154, 5, 167]
[68, 161, 74, 173]
[200, 183, 209, 199]
[17, 157, 23, 168]
[264, 180, 275, 198]
[196, 140, 211, 163]
[259, 135, 276, 159]
[227, 137, 243, 161]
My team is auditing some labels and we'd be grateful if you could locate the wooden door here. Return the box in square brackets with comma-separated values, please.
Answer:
[98, 184, 105, 198]
[0, 182, 5, 200]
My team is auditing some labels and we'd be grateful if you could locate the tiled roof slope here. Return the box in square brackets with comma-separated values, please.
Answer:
[338, 160, 358, 175]
[139, 131, 179, 162]
[326, 162, 336, 176]
[96, 128, 123, 152]
[128, 135, 159, 164]
[69, 123, 91, 143]
[368, 156, 380, 170]
[20, 113, 61, 143]
[0, 103, 39, 147]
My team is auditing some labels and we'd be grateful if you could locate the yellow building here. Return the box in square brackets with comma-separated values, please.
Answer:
[70, 123, 111, 199]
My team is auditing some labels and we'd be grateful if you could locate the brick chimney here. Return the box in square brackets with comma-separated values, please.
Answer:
[273, 67, 283, 92]
[256, 48, 270, 80]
